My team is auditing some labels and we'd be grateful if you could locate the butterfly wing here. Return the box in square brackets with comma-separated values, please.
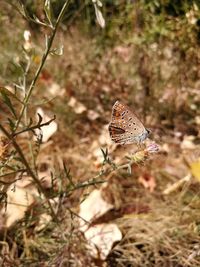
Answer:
[109, 101, 148, 144]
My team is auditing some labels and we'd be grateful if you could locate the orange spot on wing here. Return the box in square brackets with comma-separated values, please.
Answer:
[113, 109, 121, 117]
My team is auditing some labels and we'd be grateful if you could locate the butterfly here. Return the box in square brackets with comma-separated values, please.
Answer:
[108, 101, 150, 145]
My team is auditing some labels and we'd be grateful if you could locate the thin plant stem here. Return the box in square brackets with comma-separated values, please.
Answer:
[0, 1, 71, 220]
[14, 0, 71, 132]
[13, 116, 56, 137]
[22, 57, 37, 170]
[0, 118, 57, 221]
[0, 169, 26, 179]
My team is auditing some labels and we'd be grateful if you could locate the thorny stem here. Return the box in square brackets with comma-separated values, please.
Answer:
[14, 0, 71, 132]
[65, 178, 106, 197]
[90, 158, 135, 183]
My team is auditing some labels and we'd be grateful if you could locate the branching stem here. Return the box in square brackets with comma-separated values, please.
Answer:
[14, 0, 70, 132]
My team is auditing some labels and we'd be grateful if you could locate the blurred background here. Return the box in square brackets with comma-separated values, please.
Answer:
[0, 1, 200, 266]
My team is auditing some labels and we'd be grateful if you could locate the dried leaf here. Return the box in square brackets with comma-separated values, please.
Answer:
[79, 189, 114, 231]
[84, 223, 122, 260]
[190, 159, 200, 181]
[1, 186, 35, 228]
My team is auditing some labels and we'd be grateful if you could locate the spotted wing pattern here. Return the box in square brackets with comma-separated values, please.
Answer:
[108, 101, 148, 144]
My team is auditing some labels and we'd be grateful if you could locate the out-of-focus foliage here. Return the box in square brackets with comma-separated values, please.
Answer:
[20, 0, 200, 42]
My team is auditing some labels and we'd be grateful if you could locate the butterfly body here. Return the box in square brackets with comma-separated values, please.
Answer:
[109, 101, 150, 145]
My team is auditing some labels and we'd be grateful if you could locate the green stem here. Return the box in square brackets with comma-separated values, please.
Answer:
[1, 0, 71, 221]
[14, 0, 70, 132]
[0, 124, 57, 221]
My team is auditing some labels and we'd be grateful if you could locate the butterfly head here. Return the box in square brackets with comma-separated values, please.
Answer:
[146, 128, 151, 136]
[134, 128, 150, 143]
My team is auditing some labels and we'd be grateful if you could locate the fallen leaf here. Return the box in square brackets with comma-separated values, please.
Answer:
[1, 186, 35, 228]
[1, 168, 55, 229]
[79, 188, 114, 231]
[91, 203, 150, 224]
[84, 223, 122, 260]
[78, 186, 122, 259]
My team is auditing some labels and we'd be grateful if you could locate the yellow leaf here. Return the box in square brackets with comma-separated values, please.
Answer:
[191, 159, 200, 181]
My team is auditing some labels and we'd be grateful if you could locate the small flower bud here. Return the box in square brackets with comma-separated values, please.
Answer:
[145, 143, 160, 154]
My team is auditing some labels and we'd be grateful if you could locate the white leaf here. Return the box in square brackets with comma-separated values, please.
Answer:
[79, 189, 113, 231]
[96, 0, 103, 7]
[94, 3, 105, 28]
[2, 186, 35, 228]
[84, 223, 122, 259]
